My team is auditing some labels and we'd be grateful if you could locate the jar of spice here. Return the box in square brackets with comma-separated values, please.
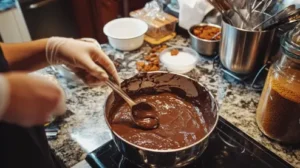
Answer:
[256, 23, 300, 144]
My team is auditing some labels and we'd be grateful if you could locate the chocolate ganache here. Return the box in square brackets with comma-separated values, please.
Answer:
[110, 92, 209, 150]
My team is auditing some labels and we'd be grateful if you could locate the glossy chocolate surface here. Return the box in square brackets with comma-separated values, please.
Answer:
[111, 93, 209, 149]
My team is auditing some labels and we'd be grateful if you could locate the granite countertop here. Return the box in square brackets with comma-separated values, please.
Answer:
[39, 36, 300, 167]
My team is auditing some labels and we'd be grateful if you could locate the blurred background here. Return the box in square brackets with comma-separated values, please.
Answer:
[0, 0, 298, 43]
[0, 0, 150, 43]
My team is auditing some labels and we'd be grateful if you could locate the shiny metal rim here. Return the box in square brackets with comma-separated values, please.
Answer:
[188, 23, 221, 43]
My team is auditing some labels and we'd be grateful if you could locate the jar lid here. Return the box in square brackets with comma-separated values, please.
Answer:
[281, 23, 300, 59]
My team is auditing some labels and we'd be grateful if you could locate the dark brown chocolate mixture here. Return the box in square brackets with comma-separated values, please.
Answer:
[111, 93, 208, 150]
[131, 102, 159, 129]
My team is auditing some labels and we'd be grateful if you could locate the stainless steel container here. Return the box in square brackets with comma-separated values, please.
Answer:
[188, 23, 221, 57]
[219, 15, 276, 75]
[104, 72, 219, 167]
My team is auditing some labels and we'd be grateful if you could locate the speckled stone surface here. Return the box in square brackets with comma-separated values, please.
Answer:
[38, 36, 300, 168]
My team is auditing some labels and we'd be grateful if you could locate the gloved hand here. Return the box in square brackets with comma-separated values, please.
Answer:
[46, 37, 120, 85]
[0, 73, 66, 127]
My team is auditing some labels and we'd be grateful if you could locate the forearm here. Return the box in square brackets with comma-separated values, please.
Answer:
[0, 39, 48, 71]
[0, 73, 66, 127]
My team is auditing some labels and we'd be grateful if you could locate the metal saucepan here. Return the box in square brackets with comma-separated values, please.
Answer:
[189, 23, 221, 57]
[104, 72, 219, 167]
[219, 11, 276, 75]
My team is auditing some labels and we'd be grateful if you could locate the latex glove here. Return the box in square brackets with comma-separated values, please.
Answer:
[0, 73, 66, 127]
[46, 37, 120, 85]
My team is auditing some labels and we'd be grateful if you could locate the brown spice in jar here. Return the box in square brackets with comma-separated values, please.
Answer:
[256, 67, 300, 143]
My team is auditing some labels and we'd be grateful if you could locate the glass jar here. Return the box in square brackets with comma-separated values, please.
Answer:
[256, 24, 300, 144]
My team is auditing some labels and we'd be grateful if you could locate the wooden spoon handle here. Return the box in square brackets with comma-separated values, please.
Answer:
[106, 80, 136, 107]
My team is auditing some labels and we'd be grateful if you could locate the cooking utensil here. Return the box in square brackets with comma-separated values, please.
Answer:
[188, 23, 221, 56]
[231, 0, 246, 9]
[252, 4, 296, 30]
[252, 0, 263, 11]
[104, 72, 219, 167]
[215, 0, 231, 10]
[247, 0, 253, 20]
[244, 0, 263, 25]
[206, 0, 233, 25]
[219, 12, 276, 75]
[260, 0, 268, 14]
[264, 13, 300, 30]
[103, 18, 148, 51]
[251, 0, 275, 14]
[211, 31, 221, 40]
[261, 0, 272, 14]
[105, 80, 159, 129]
[277, 21, 299, 37]
[263, 8, 300, 30]
[250, 0, 268, 17]
[244, 0, 266, 27]
[224, 0, 253, 28]
[251, 0, 258, 10]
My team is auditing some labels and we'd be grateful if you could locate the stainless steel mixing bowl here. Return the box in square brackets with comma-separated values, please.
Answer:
[219, 12, 276, 75]
[104, 72, 219, 167]
[188, 23, 221, 57]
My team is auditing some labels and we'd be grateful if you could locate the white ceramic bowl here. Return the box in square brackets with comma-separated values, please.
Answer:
[160, 46, 199, 74]
[103, 18, 148, 51]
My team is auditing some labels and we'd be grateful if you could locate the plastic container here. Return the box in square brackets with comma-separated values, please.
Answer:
[144, 32, 177, 45]
[160, 46, 199, 74]
[130, 9, 178, 40]
[104, 18, 148, 51]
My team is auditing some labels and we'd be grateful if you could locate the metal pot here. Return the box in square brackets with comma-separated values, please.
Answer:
[104, 72, 219, 167]
[219, 12, 276, 75]
[188, 23, 221, 57]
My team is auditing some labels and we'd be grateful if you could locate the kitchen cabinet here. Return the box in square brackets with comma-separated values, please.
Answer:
[0, 5, 31, 42]
[70, 0, 96, 39]
[121, 0, 151, 16]
[19, 0, 78, 40]
[70, 0, 150, 43]
[92, 0, 120, 43]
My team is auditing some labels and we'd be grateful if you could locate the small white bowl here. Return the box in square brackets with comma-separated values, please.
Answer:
[160, 46, 199, 74]
[103, 18, 148, 51]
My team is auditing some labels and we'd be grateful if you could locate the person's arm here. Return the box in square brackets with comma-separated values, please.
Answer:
[0, 72, 66, 127]
[0, 37, 120, 84]
[0, 37, 121, 127]
[0, 39, 48, 71]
